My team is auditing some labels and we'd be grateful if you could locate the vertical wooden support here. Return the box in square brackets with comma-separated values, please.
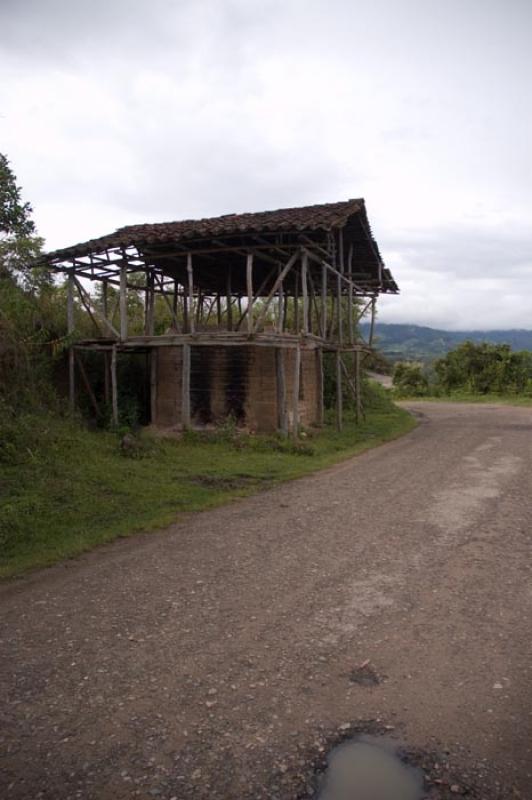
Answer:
[150, 348, 157, 424]
[67, 273, 75, 411]
[173, 280, 179, 324]
[111, 344, 118, 426]
[301, 250, 309, 334]
[292, 344, 301, 438]
[337, 273, 343, 344]
[216, 294, 222, 327]
[102, 278, 109, 321]
[294, 270, 299, 333]
[276, 348, 288, 435]
[119, 264, 128, 341]
[186, 253, 195, 334]
[355, 348, 362, 423]
[181, 343, 191, 429]
[347, 244, 354, 344]
[336, 350, 343, 431]
[226, 268, 233, 331]
[369, 297, 376, 346]
[246, 252, 254, 334]
[339, 228, 345, 273]
[321, 262, 327, 339]
[145, 270, 155, 336]
[277, 264, 284, 333]
[317, 348, 324, 426]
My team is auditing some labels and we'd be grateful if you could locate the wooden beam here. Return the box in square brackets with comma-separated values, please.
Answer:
[355, 348, 362, 422]
[252, 248, 301, 332]
[74, 351, 100, 417]
[181, 343, 191, 429]
[369, 297, 377, 345]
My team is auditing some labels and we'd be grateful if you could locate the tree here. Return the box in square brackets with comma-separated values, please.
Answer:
[392, 362, 428, 396]
[0, 153, 45, 287]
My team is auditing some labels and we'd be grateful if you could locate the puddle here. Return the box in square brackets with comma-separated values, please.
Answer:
[317, 735, 424, 800]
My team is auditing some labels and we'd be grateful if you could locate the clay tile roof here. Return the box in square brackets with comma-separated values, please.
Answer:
[44, 199, 366, 260]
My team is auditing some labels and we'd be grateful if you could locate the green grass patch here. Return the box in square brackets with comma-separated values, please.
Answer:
[0, 391, 415, 579]
[396, 391, 532, 407]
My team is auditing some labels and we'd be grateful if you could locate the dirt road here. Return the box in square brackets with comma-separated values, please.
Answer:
[1, 402, 531, 799]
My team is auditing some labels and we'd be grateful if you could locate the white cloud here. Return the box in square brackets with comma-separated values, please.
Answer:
[1, 0, 532, 328]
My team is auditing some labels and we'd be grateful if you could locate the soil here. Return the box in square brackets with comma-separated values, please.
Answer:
[1, 402, 531, 799]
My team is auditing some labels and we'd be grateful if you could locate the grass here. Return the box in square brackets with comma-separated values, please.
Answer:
[0, 390, 416, 579]
[395, 391, 532, 406]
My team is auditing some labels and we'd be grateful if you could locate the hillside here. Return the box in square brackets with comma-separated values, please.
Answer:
[363, 323, 532, 363]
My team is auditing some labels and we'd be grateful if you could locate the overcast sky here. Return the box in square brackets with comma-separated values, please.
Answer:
[1, 0, 531, 330]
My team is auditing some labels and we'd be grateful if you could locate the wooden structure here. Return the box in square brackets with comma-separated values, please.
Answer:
[41, 199, 398, 434]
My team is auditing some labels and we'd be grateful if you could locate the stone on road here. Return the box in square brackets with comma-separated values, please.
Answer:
[1, 402, 531, 799]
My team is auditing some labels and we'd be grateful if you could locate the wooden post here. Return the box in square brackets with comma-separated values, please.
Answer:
[173, 280, 179, 325]
[292, 344, 301, 438]
[355, 348, 362, 423]
[119, 264, 128, 340]
[277, 268, 284, 333]
[111, 344, 118, 426]
[301, 250, 309, 334]
[187, 253, 195, 334]
[321, 262, 327, 339]
[337, 273, 343, 345]
[294, 269, 299, 333]
[145, 270, 155, 336]
[67, 273, 75, 411]
[347, 244, 353, 344]
[317, 348, 324, 426]
[226, 268, 233, 331]
[216, 294, 222, 327]
[181, 343, 191, 429]
[369, 297, 376, 346]
[246, 252, 254, 334]
[276, 348, 287, 435]
[102, 278, 109, 321]
[150, 348, 157, 425]
[336, 350, 343, 431]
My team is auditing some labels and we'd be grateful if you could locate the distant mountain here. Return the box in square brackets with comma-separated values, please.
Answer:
[361, 323, 532, 363]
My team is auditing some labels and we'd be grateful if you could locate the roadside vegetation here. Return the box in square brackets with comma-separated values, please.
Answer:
[0, 385, 414, 579]
[392, 341, 532, 404]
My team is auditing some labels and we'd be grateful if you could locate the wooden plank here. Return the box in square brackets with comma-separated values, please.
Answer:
[181, 343, 191, 429]
[111, 344, 118, 425]
[276, 347, 287, 435]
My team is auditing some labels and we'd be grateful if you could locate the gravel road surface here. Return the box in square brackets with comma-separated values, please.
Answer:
[1, 402, 531, 799]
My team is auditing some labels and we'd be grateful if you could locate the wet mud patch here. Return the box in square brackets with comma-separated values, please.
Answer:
[348, 660, 382, 686]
